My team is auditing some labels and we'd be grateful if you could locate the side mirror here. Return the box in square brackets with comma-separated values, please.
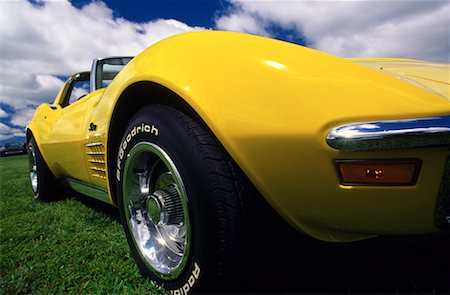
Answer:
[90, 57, 133, 92]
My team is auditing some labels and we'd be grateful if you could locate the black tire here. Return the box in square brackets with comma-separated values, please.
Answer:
[116, 105, 248, 293]
[28, 138, 59, 200]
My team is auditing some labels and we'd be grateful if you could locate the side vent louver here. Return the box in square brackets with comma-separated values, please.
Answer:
[85, 142, 106, 180]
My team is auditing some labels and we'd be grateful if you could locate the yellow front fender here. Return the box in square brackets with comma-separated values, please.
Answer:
[90, 31, 448, 241]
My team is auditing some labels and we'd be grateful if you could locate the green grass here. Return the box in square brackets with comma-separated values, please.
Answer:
[0, 155, 166, 294]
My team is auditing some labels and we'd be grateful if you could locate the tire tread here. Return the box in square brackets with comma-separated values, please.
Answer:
[160, 105, 247, 288]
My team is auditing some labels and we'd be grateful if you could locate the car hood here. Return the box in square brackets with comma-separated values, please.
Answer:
[349, 58, 449, 101]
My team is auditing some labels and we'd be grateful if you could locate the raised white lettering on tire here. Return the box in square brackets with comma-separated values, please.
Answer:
[116, 123, 159, 181]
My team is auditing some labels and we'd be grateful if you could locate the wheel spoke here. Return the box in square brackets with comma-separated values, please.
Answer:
[137, 171, 150, 196]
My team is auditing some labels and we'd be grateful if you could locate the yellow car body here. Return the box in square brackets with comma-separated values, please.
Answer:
[28, 31, 449, 244]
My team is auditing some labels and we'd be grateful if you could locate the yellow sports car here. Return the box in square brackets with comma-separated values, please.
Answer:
[27, 31, 449, 293]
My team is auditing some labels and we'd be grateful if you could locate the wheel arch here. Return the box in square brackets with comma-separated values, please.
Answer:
[107, 81, 218, 205]
[26, 128, 33, 144]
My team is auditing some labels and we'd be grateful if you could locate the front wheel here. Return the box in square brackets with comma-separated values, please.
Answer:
[117, 105, 247, 293]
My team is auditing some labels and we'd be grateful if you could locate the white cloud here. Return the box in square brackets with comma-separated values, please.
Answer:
[0, 73, 65, 109]
[0, 123, 25, 141]
[216, 0, 449, 62]
[0, 0, 205, 140]
[1, 0, 203, 77]
[0, 108, 8, 119]
[10, 107, 36, 128]
[215, 12, 270, 36]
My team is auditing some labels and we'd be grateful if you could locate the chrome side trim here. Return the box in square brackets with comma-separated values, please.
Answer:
[90, 58, 100, 93]
[61, 178, 112, 205]
[85, 142, 104, 147]
[326, 115, 450, 151]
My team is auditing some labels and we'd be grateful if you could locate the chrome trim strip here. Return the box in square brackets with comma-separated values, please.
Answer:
[90, 167, 106, 172]
[85, 142, 104, 147]
[326, 115, 450, 151]
[61, 178, 112, 205]
[88, 159, 106, 164]
[89, 58, 100, 93]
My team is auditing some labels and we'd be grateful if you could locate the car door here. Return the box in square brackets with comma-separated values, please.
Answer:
[45, 72, 92, 183]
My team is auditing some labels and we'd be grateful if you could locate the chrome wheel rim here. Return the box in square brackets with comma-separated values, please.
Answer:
[27, 143, 38, 195]
[122, 142, 190, 280]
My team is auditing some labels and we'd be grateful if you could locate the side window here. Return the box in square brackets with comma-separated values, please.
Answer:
[68, 80, 90, 105]
[61, 72, 90, 108]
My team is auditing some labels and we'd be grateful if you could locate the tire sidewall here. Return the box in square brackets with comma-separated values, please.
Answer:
[29, 138, 46, 200]
[116, 106, 217, 293]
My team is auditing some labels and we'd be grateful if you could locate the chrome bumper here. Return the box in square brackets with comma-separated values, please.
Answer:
[326, 115, 450, 151]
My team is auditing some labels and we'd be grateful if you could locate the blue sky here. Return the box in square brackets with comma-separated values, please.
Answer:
[0, 0, 449, 144]
[73, 0, 229, 27]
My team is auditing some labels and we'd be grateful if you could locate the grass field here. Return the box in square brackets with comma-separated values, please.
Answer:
[0, 155, 166, 294]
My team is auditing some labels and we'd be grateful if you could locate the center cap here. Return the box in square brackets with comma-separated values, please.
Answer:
[145, 187, 184, 226]
[146, 194, 164, 225]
